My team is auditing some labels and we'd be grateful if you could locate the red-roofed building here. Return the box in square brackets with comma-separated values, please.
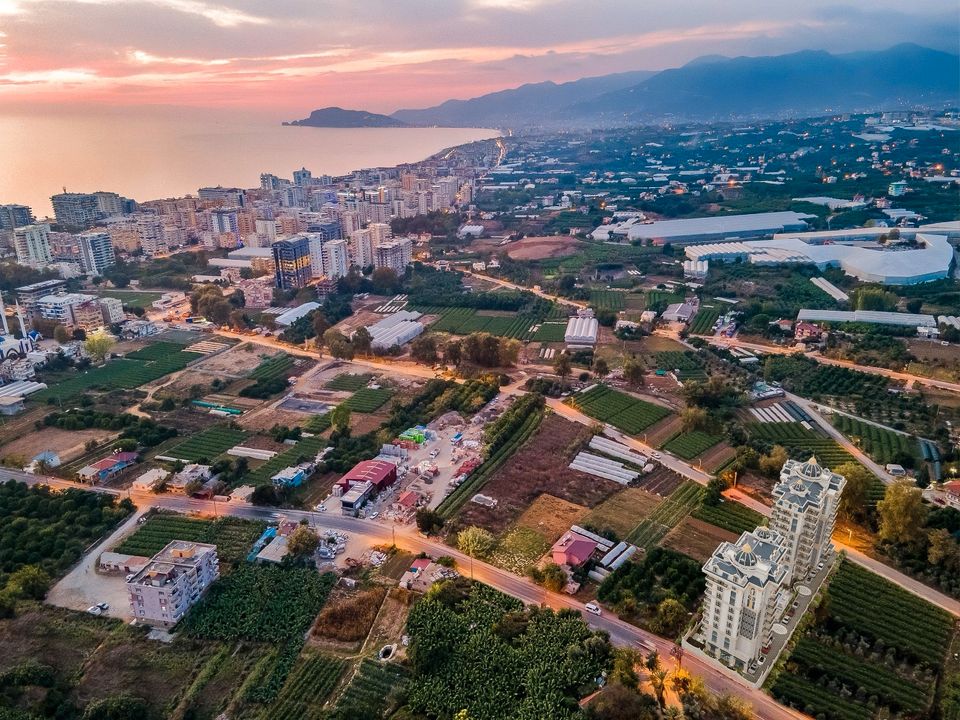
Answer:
[77, 452, 139, 483]
[551, 531, 598, 568]
[336, 460, 397, 493]
[794, 321, 822, 342]
[942, 481, 960, 509]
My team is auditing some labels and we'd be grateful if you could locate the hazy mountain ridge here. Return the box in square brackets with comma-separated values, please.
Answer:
[284, 107, 408, 128]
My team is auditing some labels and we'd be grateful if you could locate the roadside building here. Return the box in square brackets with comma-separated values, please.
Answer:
[551, 531, 598, 568]
[126, 541, 220, 628]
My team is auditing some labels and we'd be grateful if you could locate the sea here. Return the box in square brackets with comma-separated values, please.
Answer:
[0, 106, 499, 217]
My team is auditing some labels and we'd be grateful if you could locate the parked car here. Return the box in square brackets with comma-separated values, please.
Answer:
[97, 602, 109, 610]
[584, 602, 602, 616]
[86, 606, 102, 616]
[651, 452, 662, 459]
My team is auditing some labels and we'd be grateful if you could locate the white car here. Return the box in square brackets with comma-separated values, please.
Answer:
[97, 602, 109, 611]
[368, 511, 379, 520]
[584, 602, 602, 616]
[87, 606, 102, 616]
[429, 449, 440, 458]
[651, 452, 662, 459]
[314, 503, 326, 512]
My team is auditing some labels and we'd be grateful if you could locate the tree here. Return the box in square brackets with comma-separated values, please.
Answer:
[703, 477, 727, 506]
[323, 329, 354, 359]
[411, 335, 439, 364]
[758, 445, 789, 477]
[649, 667, 668, 709]
[416, 509, 445, 535]
[649, 598, 688, 638]
[229, 309, 247, 330]
[834, 462, 873, 522]
[371, 267, 401, 295]
[445, 340, 463, 366]
[84, 331, 115, 363]
[328, 404, 351, 433]
[352, 327, 373, 356]
[927, 528, 960, 569]
[592, 357, 609, 378]
[6, 565, 51, 600]
[877, 479, 927, 545]
[312, 311, 330, 342]
[457, 526, 495, 559]
[228, 289, 246, 308]
[287, 525, 320, 557]
[585, 684, 658, 720]
[529, 562, 567, 592]
[680, 406, 709, 433]
[53, 324, 70, 343]
[81, 693, 152, 720]
[623, 357, 645, 387]
[554, 351, 572, 391]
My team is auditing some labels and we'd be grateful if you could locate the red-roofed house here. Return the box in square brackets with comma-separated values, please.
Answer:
[336, 460, 397, 493]
[77, 452, 139, 483]
[942, 481, 960, 509]
[794, 322, 822, 342]
[551, 531, 598, 568]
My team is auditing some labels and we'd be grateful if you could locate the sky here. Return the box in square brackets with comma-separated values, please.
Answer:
[0, 0, 957, 116]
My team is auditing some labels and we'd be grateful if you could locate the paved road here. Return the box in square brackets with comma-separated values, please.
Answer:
[463, 270, 588, 310]
[2, 468, 805, 720]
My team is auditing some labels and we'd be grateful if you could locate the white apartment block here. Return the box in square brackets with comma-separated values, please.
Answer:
[76, 231, 116, 275]
[700, 527, 789, 670]
[306, 232, 327, 278]
[135, 214, 167, 256]
[350, 228, 374, 268]
[769, 457, 845, 584]
[368, 222, 391, 244]
[374, 237, 413, 274]
[127, 540, 220, 628]
[99, 297, 125, 324]
[323, 239, 349, 279]
[14, 224, 52, 268]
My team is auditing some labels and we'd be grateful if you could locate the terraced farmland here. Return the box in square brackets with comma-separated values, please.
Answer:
[342, 387, 394, 413]
[569, 385, 671, 435]
[162, 426, 248, 462]
[663, 431, 722, 459]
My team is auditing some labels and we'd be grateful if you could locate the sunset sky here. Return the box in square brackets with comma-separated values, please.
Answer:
[0, 0, 956, 116]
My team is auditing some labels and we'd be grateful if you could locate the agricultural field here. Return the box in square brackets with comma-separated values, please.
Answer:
[93, 289, 164, 307]
[0, 482, 133, 593]
[303, 413, 332, 434]
[115, 513, 266, 563]
[663, 430, 722, 459]
[33, 351, 202, 404]
[771, 560, 953, 720]
[325, 373, 372, 392]
[451, 414, 619, 534]
[530, 320, 567, 342]
[162, 426, 248, 462]
[570, 384, 671, 435]
[589, 289, 626, 311]
[515, 493, 588, 544]
[488, 526, 551, 574]
[626, 482, 704, 549]
[245, 436, 327, 486]
[582, 488, 662, 538]
[123, 341, 190, 360]
[646, 289, 685, 307]
[266, 650, 346, 720]
[654, 351, 708, 381]
[749, 423, 857, 466]
[248, 353, 294, 382]
[831, 415, 920, 466]
[342, 387, 394, 413]
[692, 499, 765, 535]
[185, 563, 335, 643]
[662, 517, 738, 563]
[327, 658, 409, 720]
[420, 306, 538, 340]
[689, 307, 722, 335]
[764, 355, 889, 400]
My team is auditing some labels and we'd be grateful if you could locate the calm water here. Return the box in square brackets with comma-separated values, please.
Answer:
[0, 107, 498, 217]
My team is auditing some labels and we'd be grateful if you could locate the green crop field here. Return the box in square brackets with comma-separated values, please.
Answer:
[93, 289, 164, 307]
[123, 341, 189, 361]
[646, 289, 685, 307]
[249, 354, 294, 382]
[33, 351, 202, 404]
[654, 351, 708, 381]
[304, 413, 332, 433]
[569, 384, 671, 435]
[417, 305, 538, 340]
[772, 560, 953, 720]
[342, 387, 394, 413]
[115, 514, 266, 563]
[689, 307, 722, 335]
[531, 321, 568, 342]
[626, 482, 704, 549]
[831, 415, 920, 466]
[163, 426, 248, 462]
[693, 500, 764, 535]
[590, 289, 626, 311]
[267, 651, 346, 720]
[328, 659, 409, 720]
[663, 431, 722, 459]
[325, 373, 372, 391]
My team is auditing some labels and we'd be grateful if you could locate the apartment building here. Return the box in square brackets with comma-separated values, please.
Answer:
[769, 457, 845, 584]
[700, 527, 789, 670]
[127, 541, 220, 628]
[322, 239, 349, 279]
[76, 231, 116, 275]
[374, 237, 413, 274]
[272, 236, 312, 289]
[14, 224, 52, 268]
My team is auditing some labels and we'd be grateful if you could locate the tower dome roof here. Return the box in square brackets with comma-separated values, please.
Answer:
[735, 542, 758, 567]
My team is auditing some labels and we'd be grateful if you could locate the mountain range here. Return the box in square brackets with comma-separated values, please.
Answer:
[287, 44, 959, 129]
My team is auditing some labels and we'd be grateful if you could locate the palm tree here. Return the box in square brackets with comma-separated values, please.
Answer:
[645, 650, 661, 672]
[649, 667, 668, 709]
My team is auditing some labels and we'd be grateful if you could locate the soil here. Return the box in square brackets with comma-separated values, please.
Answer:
[515, 494, 589, 544]
[506, 235, 584, 260]
[661, 517, 738, 562]
[452, 414, 620, 535]
[0, 427, 117, 464]
[582, 488, 662, 538]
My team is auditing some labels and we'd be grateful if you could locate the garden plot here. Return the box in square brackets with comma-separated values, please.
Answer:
[662, 431, 722, 460]
[514, 494, 588, 544]
[582, 488, 662, 538]
[626, 482, 704, 549]
[662, 517, 739, 562]
[570, 384, 671, 435]
[158, 426, 248, 463]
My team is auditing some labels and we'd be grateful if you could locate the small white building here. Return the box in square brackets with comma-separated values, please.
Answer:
[131, 468, 169, 493]
[662, 302, 697, 323]
[365, 310, 424, 350]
